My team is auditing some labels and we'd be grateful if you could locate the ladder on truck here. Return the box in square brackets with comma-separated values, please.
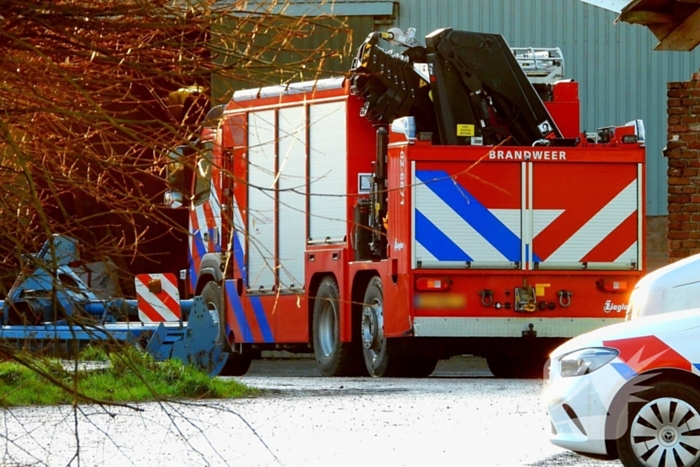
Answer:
[511, 47, 565, 84]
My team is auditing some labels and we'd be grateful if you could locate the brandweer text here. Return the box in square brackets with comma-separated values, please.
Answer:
[488, 150, 566, 160]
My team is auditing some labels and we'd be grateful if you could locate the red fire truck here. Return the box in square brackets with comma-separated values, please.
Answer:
[165, 27, 646, 377]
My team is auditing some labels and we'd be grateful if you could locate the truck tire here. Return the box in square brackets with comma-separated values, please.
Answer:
[201, 281, 251, 376]
[616, 380, 700, 467]
[312, 277, 363, 376]
[361, 276, 403, 377]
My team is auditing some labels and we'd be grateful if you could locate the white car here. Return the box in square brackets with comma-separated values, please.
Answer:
[627, 252, 700, 320]
[545, 308, 700, 466]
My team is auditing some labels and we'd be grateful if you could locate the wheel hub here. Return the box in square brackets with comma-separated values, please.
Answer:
[361, 302, 384, 352]
[318, 300, 337, 357]
[361, 307, 377, 350]
[659, 426, 677, 446]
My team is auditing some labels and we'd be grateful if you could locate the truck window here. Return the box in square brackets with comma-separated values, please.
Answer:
[193, 142, 212, 205]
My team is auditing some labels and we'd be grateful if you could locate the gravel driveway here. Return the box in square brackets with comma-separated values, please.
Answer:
[0, 357, 621, 467]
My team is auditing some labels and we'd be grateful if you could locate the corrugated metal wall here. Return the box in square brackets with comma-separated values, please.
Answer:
[387, 0, 700, 215]
[230, 0, 699, 215]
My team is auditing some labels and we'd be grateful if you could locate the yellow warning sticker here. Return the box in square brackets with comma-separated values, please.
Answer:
[535, 283, 551, 297]
[456, 124, 475, 137]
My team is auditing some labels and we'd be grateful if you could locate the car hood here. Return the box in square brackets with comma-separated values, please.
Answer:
[551, 307, 700, 359]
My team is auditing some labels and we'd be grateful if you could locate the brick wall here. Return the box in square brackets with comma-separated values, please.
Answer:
[667, 71, 700, 262]
[646, 215, 669, 271]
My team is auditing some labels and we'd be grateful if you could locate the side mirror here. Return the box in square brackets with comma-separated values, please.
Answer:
[166, 146, 187, 189]
[164, 143, 196, 208]
[164, 190, 184, 209]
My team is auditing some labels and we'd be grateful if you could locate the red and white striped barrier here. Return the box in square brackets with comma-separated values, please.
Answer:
[135, 273, 181, 322]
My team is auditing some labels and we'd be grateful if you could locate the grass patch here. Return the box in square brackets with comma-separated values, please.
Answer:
[77, 344, 110, 362]
[0, 347, 258, 407]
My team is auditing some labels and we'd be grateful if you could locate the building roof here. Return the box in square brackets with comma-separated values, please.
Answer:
[576, 0, 700, 50]
[617, 0, 700, 50]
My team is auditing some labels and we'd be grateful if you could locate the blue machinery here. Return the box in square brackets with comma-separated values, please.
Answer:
[0, 235, 228, 376]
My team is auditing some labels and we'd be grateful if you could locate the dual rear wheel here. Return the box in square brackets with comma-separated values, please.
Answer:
[313, 275, 437, 378]
[312, 277, 364, 376]
[202, 276, 438, 378]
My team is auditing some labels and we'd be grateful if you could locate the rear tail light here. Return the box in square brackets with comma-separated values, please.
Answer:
[597, 278, 628, 293]
[415, 277, 451, 291]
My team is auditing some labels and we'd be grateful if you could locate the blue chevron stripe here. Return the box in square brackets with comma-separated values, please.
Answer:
[232, 227, 273, 343]
[225, 281, 254, 342]
[415, 170, 521, 262]
[611, 362, 636, 380]
[192, 230, 206, 261]
[209, 226, 222, 253]
[188, 251, 197, 292]
[415, 210, 473, 262]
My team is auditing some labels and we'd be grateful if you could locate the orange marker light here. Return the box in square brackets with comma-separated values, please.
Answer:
[415, 277, 451, 292]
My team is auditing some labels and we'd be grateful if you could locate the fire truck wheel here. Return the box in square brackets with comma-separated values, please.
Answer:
[201, 282, 227, 347]
[361, 277, 403, 377]
[312, 277, 361, 376]
[201, 281, 251, 376]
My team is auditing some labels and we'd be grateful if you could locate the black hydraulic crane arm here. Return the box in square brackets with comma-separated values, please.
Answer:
[350, 29, 436, 135]
[425, 28, 562, 146]
[350, 27, 564, 146]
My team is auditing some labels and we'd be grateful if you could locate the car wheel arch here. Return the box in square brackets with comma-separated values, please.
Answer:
[603, 367, 700, 458]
